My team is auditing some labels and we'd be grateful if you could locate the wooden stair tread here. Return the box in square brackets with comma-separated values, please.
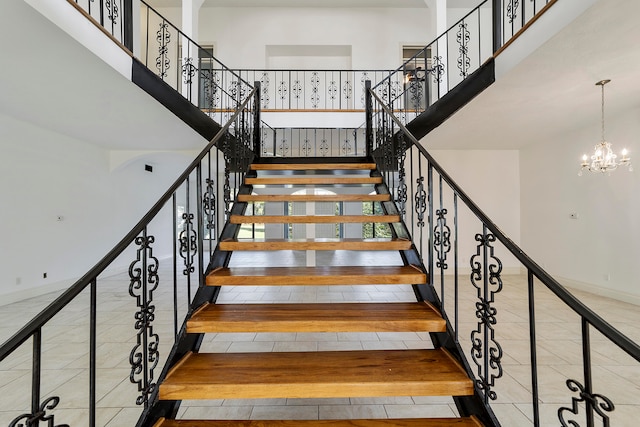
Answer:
[237, 194, 391, 202]
[251, 163, 377, 171]
[230, 214, 400, 224]
[245, 177, 382, 185]
[187, 302, 445, 333]
[154, 417, 484, 426]
[219, 238, 411, 251]
[207, 265, 426, 286]
[159, 349, 474, 400]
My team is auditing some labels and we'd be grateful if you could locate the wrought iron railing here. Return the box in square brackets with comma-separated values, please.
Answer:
[234, 69, 398, 111]
[260, 126, 366, 158]
[374, 0, 553, 122]
[67, 0, 253, 125]
[139, 1, 253, 125]
[0, 88, 259, 427]
[366, 85, 640, 427]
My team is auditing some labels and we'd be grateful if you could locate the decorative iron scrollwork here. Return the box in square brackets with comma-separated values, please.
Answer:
[434, 208, 451, 269]
[429, 55, 445, 84]
[278, 138, 290, 157]
[182, 57, 197, 85]
[278, 80, 288, 101]
[292, 80, 302, 100]
[156, 22, 171, 78]
[9, 396, 69, 427]
[201, 70, 220, 109]
[222, 134, 232, 217]
[342, 138, 352, 155]
[128, 233, 160, 407]
[343, 80, 353, 101]
[360, 71, 370, 107]
[457, 22, 471, 78]
[396, 133, 407, 217]
[328, 80, 338, 100]
[203, 178, 216, 240]
[470, 231, 503, 401]
[414, 177, 427, 228]
[507, 0, 520, 23]
[301, 138, 312, 157]
[106, 0, 119, 23]
[310, 72, 320, 108]
[179, 212, 197, 275]
[408, 79, 423, 111]
[558, 379, 615, 427]
[319, 138, 329, 157]
[260, 72, 270, 108]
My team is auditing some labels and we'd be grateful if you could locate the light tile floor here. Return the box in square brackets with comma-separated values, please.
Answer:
[1, 250, 639, 426]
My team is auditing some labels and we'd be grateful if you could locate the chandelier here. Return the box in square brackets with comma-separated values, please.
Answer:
[579, 79, 632, 175]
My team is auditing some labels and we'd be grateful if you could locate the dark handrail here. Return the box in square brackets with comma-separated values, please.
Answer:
[368, 87, 640, 363]
[0, 87, 258, 362]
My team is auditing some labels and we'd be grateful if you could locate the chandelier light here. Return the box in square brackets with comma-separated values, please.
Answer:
[579, 79, 631, 175]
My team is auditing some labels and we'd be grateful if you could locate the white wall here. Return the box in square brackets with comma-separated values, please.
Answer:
[168, 7, 434, 70]
[0, 113, 192, 304]
[520, 106, 640, 303]
[428, 149, 522, 273]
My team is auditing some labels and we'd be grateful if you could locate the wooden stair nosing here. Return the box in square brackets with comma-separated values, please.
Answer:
[186, 302, 446, 333]
[154, 417, 484, 426]
[206, 265, 426, 286]
[219, 238, 412, 251]
[245, 177, 383, 185]
[159, 349, 474, 400]
[237, 194, 391, 202]
[230, 214, 400, 224]
[250, 163, 377, 171]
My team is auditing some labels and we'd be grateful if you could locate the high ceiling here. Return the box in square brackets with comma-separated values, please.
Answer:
[145, 0, 479, 8]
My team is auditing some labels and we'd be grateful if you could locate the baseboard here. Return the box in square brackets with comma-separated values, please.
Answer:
[0, 261, 130, 307]
[555, 276, 640, 306]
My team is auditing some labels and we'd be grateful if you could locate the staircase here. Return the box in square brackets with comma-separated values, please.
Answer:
[150, 158, 484, 427]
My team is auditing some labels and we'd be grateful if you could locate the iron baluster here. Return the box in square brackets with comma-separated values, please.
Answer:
[196, 164, 205, 288]
[507, 0, 520, 24]
[528, 270, 540, 427]
[182, 56, 197, 102]
[434, 177, 451, 308]
[558, 319, 615, 427]
[427, 162, 434, 289]
[260, 71, 270, 108]
[179, 179, 197, 302]
[172, 193, 178, 339]
[414, 172, 426, 259]
[223, 133, 232, 219]
[128, 229, 160, 408]
[89, 279, 97, 427]
[156, 21, 171, 78]
[453, 193, 459, 342]
[396, 132, 407, 218]
[470, 225, 503, 403]
[310, 72, 320, 109]
[457, 22, 471, 78]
